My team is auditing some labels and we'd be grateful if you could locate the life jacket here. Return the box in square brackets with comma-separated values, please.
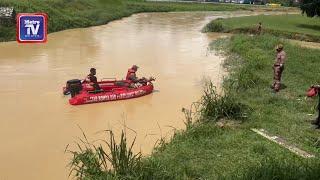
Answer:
[126, 68, 136, 82]
[85, 74, 97, 83]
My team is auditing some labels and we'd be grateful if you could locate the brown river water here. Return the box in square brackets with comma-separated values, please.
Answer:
[0, 11, 286, 180]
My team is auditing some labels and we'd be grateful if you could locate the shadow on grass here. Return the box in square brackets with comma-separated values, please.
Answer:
[280, 83, 287, 90]
[296, 24, 320, 31]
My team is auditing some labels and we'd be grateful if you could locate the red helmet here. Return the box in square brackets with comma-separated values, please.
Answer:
[307, 87, 318, 97]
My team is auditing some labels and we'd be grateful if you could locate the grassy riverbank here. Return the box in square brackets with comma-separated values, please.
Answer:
[148, 35, 320, 179]
[0, 0, 296, 42]
[203, 14, 320, 42]
[69, 34, 320, 179]
[141, 34, 320, 179]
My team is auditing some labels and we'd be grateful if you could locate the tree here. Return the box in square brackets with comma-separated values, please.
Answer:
[300, 0, 320, 17]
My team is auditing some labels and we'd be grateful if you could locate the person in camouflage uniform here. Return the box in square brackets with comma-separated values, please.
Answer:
[257, 22, 262, 35]
[272, 44, 286, 92]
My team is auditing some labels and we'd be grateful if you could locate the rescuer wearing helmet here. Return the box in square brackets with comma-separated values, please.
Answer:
[84, 68, 101, 91]
[126, 65, 139, 83]
[126, 65, 154, 88]
[272, 44, 286, 92]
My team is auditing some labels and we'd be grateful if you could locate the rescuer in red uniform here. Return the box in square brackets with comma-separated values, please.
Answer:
[126, 65, 139, 83]
[126, 65, 154, 87]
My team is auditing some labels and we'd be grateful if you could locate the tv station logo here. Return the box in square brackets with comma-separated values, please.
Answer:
[16, 13, 48, 43]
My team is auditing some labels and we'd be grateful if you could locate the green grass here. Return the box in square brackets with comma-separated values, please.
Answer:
[0, 0, 127, 41]
[21, 1, 317, 178]
[69, 123, 320, 179]
[126, 1, 251, 12]
[139, 34, 320, 179]
[194, 80, 251, 122]
[203, 14, 320, 42]
[0, 0, 295, 42]
[221, 35, 320, 153]
[67, 130, 143, 179]
[0, 0, 248, 42]
[67, 34, 320, 179]
[144, 124, 320, 179]
[65, 32, 320, 179]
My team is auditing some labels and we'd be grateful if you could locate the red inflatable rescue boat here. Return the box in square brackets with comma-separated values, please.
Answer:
[63, 78, 154, 105]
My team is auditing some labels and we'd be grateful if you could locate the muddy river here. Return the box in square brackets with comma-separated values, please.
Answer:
[0, 11, 285, 180]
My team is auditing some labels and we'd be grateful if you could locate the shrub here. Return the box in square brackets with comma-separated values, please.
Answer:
[67, 130, 142, 179]
[202, 20, 225, 33]
[197, 80, 250, 122]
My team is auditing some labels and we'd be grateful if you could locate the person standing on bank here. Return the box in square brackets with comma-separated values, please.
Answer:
[308, 85, 320, 129]
[257, 22, 262, 35]
[272, 44, 286, 92]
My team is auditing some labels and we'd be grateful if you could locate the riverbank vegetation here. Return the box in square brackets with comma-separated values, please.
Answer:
[7, 0, 318, 178]
[0, 0, 296, 42]
[69, 34, 320, 179]
[68, 130, 143, 179]
[203, 14, 320, 42]
[140, 34, 320, 179]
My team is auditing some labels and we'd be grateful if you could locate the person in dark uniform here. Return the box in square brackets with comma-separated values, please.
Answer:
[257, 22, 262, 35]
[84, 68, 101, 91]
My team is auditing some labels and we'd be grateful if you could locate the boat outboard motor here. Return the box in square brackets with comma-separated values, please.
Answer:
[66, 79, 82, 98]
